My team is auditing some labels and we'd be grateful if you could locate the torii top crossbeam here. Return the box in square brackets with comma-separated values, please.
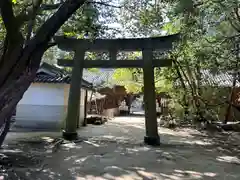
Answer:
[54, 34, 179, 51]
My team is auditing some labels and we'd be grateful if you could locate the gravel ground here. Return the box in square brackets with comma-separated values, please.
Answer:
[1, 116, 240, 180]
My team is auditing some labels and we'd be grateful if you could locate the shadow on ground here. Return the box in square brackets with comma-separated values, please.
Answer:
[1, 116, 240, 180]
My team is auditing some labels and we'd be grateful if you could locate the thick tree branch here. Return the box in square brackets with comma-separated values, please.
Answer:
[7, 0, 89, 80]
[0, 0, 88, 90]
[0, 1, 24, 83]
[92, 1, 122, 8]
[0, 0, 22, 42]
[0, 71, 37, 127]
[234, 7, 240, 22]
[40, 3, 62, 10]
[14, 0, 120, 31]
[25, 0, 44, 42]
[0, 0, 15, 33]
[15, 1, 56, 29]
[228, 16, 240, 33]
[40, 0, 122, 11]
[33, 0, 88, 45]
[16, 10, 34, 27]
[47, 42, 57, 49]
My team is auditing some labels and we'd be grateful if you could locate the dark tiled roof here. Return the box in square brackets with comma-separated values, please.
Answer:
[34, 74, 70, 83]
[34, 63, 92, 88]
[175, 70, 240, 87]
[201, 70, 240, 87]
[34, 74, 92, 88]
[40, 62, 67, 76]
[39, 63, 116, 88]
[82, 69, 115, 87]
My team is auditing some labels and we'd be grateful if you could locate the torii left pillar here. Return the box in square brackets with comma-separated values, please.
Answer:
[62, 50, 84, 140]
[142, 49, 160, 145]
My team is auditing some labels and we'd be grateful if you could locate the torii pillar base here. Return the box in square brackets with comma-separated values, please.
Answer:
[62, 130, 78, 141]
[144, 136, 160, 146]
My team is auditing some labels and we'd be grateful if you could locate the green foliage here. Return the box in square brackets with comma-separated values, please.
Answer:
[62, 3, 102, 39]
[112, 68, 142, 93]
[12, 0, 17, 4]
[4, 0, 240, 124]
[110, 0, 240, 123]
[0, 0, 115, 56]
[87, 68, 98, 73]
[163, 0, 240, 122]
[119, 0, 166, 36]
[162, 19, 181, 34]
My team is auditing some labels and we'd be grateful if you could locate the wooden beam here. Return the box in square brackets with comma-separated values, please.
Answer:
[54, 34, 179, 51]
[57, 59, 172, 68]
[142, 49, 160, 146]
[109, 49, 117, 62]
[83, 89, 88, 126]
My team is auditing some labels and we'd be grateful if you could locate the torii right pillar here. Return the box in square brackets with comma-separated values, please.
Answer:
[143, 49, 160, 146]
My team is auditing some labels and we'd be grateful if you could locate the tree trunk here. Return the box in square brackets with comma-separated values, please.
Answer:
[224, 39, 239, 124]
[126, 94, 133, 115]
[224, 71, 238, 124]
[0, 0, 88, 146]
[172, 59, 189, 120]
[0, 50, 45, 145]
[0, 115, 12, 146]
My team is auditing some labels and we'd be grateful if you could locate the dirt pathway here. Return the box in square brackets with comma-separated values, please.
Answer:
[1, 116, 240, 179]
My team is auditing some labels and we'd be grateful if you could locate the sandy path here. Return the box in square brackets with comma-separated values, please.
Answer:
[1, 116, 240, 180]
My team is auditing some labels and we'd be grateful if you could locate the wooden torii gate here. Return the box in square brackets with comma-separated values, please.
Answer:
[54, 34, 178, 146]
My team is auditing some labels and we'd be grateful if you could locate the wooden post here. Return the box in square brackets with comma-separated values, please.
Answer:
[109, 49, 117, 61]
[142, 49, 160, 146]
[62, 50, 84, 140]
[83, 89, 88, 126]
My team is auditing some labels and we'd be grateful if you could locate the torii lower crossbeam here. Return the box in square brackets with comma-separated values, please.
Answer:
[58, 59, 172, 68]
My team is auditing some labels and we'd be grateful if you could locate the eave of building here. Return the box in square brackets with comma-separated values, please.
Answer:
[174, 70, 240, 88]
[35, 62, 93, 89]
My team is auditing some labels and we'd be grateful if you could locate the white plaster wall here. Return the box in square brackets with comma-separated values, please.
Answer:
[15, 83, 65, 130]
[80, 89, 86, 106]
[15, 83, 87, 130]
[18, 83, 64, 106]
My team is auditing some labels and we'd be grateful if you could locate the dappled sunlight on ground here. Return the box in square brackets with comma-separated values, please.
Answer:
[216, 156, 240, 165]
[1, 116, 240, 179]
